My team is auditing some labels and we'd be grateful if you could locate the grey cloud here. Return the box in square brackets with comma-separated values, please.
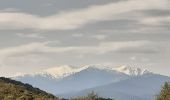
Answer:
[0, 0, 170, 76]
[0, 0, 168, 30]
[139, 9, 170, 17]
[78, 19, 139, 31]
[116, 47, 159, 54]
[115, 41, 170, 55]
[0, 0, 117, 16]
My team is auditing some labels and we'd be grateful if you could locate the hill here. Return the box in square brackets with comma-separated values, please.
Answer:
[0, 77, 59, 100]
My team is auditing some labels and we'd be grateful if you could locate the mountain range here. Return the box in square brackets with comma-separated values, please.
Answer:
[13, 65, 170, 100]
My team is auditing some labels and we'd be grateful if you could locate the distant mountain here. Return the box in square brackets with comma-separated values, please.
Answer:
[0, 77, 59, 100]
[14, 65, 151, 80]
[14, 65, 132, 94]
[13, 65, 152, 94]
[47, 66, 129, 94]
[60, 74, 170, 100]
[13, 65, 170, 100]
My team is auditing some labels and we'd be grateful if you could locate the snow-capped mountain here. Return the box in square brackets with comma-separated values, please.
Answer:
[14, 65, 132, 94]
[113, 65, 150, 76]
[39, 65, 88, 79]
[14, 65, 83, 79]
[14, 65, 151, 80]
[12, 64, 168, 100]
[43, 65, 151, 77]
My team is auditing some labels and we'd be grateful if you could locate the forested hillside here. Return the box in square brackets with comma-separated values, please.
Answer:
[0, 77, 59, 100]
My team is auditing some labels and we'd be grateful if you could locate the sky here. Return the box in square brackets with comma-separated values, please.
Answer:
[0, 0, 170, 77]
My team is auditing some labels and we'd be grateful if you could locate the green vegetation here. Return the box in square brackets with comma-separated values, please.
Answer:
[60, 93, 113, 100]
[69, 92, 113, 100]
[156, 82, 170, 100]
[0, 77, 59, 100]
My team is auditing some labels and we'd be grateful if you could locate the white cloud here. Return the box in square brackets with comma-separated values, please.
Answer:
[0, 0, 168, 30]
[0, 40, 151, 65]
[0, 40, 150, 56]
[140, 16, 170, 25]
[0, 40, 169, 76]
[0, 40, 152, 74]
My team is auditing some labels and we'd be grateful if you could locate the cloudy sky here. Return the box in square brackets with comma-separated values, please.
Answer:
[0, 0, 170, 77]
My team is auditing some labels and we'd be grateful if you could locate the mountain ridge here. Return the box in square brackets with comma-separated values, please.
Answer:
[13, 65, 154, 95]
[14, 65, 152, 80]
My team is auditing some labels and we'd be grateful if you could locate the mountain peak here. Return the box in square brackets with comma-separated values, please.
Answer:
[82, 65, 151, 76]
[41, 65, 81, 79]
[114, 65, 150, 76]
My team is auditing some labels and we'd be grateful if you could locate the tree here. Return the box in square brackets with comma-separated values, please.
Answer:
[156, 82, 170, 100]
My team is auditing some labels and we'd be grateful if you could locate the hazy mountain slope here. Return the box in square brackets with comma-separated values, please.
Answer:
[14, 74, 60, 94]
[14, 65, 132, 94]
[0, 77, 59, 100]
[15, 66, 130, 94]
[61, 74, 170, 100]
[50, 67, 129, 94]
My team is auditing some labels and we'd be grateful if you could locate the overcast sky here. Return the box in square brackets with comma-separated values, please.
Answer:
[0, 0, 170, 77]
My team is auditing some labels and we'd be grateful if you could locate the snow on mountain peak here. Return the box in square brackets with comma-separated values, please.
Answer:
[14, 65, 151, 79]
[43, 64, 150, 77]
[41, 65, 85, 79]
[41, 65, 110, 79]
[114, 65, 150, 76]
[81, 64, 151, 76]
